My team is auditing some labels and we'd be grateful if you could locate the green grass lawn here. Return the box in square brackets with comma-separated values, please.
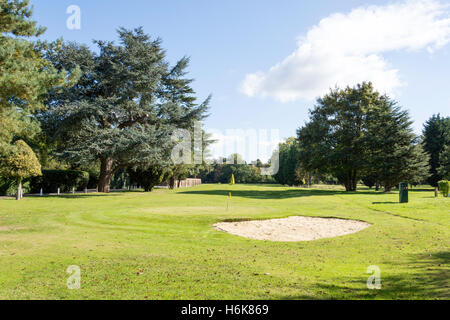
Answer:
[0, 184, 448, 300]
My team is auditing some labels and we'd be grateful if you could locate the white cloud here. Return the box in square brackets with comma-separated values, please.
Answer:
[240, 0, 450, 102]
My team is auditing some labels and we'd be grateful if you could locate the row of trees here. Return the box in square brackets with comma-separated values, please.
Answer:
[273, 83, 449, 191]
[197, 154, 275, 184]
[0, 0, 211, 197]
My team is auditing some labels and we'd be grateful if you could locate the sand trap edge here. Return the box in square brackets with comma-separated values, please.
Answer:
[213, 216, 371, 242]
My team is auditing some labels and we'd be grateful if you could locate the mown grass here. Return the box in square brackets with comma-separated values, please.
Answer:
[0, 184, 448, 300]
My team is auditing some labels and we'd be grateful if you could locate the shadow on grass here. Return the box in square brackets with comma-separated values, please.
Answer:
[372, 201, 399, 204]
[274, 251, 449, 300]
[25, 193, 124, 199]
[179, 188, 381, 200]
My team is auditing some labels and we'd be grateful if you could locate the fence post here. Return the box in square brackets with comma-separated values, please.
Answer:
[40, 188, 43, 196]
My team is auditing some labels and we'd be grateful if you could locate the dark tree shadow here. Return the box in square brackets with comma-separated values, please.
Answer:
[179, 188, 382, 200]
[272, 251, 449, 300]
[372, 201, 399, 204]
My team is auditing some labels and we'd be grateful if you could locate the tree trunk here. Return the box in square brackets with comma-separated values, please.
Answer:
[169, 177, 175, 190]
[98, 157, 114, 193]
[16, 180, 22, 200]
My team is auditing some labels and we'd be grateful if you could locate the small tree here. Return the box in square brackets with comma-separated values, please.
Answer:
[2, 140, 42, 200]
[437, 180, 449, 197]
[128, 165, 169, 192]
[230, 173, 235, 185]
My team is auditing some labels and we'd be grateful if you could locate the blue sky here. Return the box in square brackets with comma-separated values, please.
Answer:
[30, 0, 450, 161]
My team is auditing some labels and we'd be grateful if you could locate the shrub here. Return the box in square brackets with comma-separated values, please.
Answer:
[30, 170, 89, 193]
[437, 180, 449, 197]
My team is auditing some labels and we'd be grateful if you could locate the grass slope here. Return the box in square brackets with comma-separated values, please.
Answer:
[0, 184, 448, 300]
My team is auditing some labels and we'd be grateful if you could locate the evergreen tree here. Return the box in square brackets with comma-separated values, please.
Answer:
[438, 145, 450, 179]
[364, 97, 429, 191]
[422, 114, 450, 186]
[42, 28, 209, 192]
[0, 0, 76, 155]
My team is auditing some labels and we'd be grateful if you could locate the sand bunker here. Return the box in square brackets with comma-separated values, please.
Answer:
[214, 216, 370, 242]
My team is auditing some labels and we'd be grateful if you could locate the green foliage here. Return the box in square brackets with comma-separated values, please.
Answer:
[29, 169, 89, 193]
[298, 82, 428, 192]
[0, 0, 77, 155]
[274, 138, 305, 186]
[2, 140, 41, 181]
[437, 180, 449, 197]
[167, 164, 191, 189]
[361, 174, 377, 189]
[298, 83, 378, 191]
[128, 165, 169, 192]
[198, 155, 274, 185]
[0, 176, 15, 195]
[438, 145, 450, 180]
[42, 28, 209, 192]
[363, 98, 429, 191]
[422, 114, 450, 186]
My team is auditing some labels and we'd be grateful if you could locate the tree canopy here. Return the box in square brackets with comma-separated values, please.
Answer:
[422, 114, 450, 186]
[297, 82, 429, 191]
[41, 27, 210, 192]
[0, 0, 76, 155]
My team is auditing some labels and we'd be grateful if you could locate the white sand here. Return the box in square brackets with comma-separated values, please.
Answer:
[214, 216, 370, 242]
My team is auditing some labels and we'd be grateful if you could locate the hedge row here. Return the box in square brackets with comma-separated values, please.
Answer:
[30, 170, 89, 193]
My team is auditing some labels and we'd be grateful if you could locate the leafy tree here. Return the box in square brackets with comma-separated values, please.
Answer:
[422, 115, 450, 186]
[167, 164, 190, 189]
[298, 83, 379, 191]
[166, 128, 216, 188]
[198, 158, 275, 184]
[41, 28, 209, 192]
[1, 140, 41, 199]
[274, 138, 305, 186]
[0, 0, 76, 155]
[128, 165, 169, 192]
[298, 82, 428, 192]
